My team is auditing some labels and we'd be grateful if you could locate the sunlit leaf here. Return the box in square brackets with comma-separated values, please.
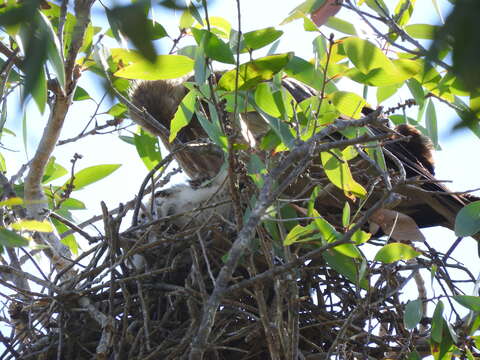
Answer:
[325, 17, 357, 35]
[329, 91, 365, 119]
[107, 103, 128, 117]
[60, 198, 86, 210]
[51, 218, 78, 255]
[377, 84, 401, 103]
[113, 50, 194, 80]
[284, 223, 322, 245]
[405, 24, 438, 40]
[284, 56, 324, 90]
[63, 164, 122, 191]
[342, 37, 397, 74]
[169, 89, 197, 142]
[0, 197, 23, 207]
[392, 0, 416, 29]
[241, 27, 283, 52]
[218, 53, 292, 91]
[134, 129, 162, 171]
[321, 149, 367, 198]
[281, 0, 328, 25]
[11, 220, 53, 232]
[42, 157, 68, 184]
[360, 0, 389, 16]
[254, 82, 294, 118]
[374, 243, 421, 263]
[342, 202, 351, 227]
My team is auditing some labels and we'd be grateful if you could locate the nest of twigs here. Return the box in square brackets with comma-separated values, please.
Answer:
[4, 185, 476, 360]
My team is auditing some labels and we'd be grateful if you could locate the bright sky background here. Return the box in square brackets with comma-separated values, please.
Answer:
[1, 0, 479, 307]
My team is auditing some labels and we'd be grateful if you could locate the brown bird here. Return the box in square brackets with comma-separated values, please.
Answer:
[129, 74, 479, 241]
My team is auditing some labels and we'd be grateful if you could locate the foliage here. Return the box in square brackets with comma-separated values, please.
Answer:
[0, 0, 478, 359]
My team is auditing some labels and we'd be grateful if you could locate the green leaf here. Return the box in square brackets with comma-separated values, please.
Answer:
[309, 208, 361, 258]
[342, 202, 351, 227]
[60, 198, 86, 210]
[179, 7, 195, 29]
[108, 3, 156, 63]
[404, 299, 424, 329]
[195, 111, 228, 150]
[51, 218, 78, 255]
[322, 249, 368, 289]
[119, 135, 135, 145]
[325, 17, 357, 35]
[42, 157, 68, 184]
[425, 99, 438, 148]
[169, 90, 197, 143]
[284, 223, 322, 245]
[453, 295, 480, 312]
[405, 24, 438, 40]
[454, 201, 480, 237]
[342, 37, 397, 74]
[377, 84, 401, 103]
[19, 16, 49, 113]
[107, 103, 128, 117]
[284, 56, 324, 90]
[218, 53, 292, 91]
[0, 197, 23, 207]
[330, 91, 366, 119]
[374, 243, 421, 263]
[38, 11, 65, 90]
[11, 220, 53, 232]
[63, 164, 121, 191]
[0, 228, 29, 248]
[254, 82, 294, 118]
[255, 108, 295, 149]
[241, 27, 283, 53]
[247, 154, 267, 188]
[191, 28, 235, 64]
[406, 78, 425, 107]
[346, 58, 421, 87]
[407, 351, 422, 360]
[392, 0, 416, 28]
[195, 16, 231, 39]
[113, 50, 194, 80]
[73, 86, 91, 101]
[134, 129, 162, 171]
[321, 148, 367, 198]
[431, 301, 444, 343]
[360, 0, 389, 16]
[148, 20, 168, 40]
[351, 228, 371, 244]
